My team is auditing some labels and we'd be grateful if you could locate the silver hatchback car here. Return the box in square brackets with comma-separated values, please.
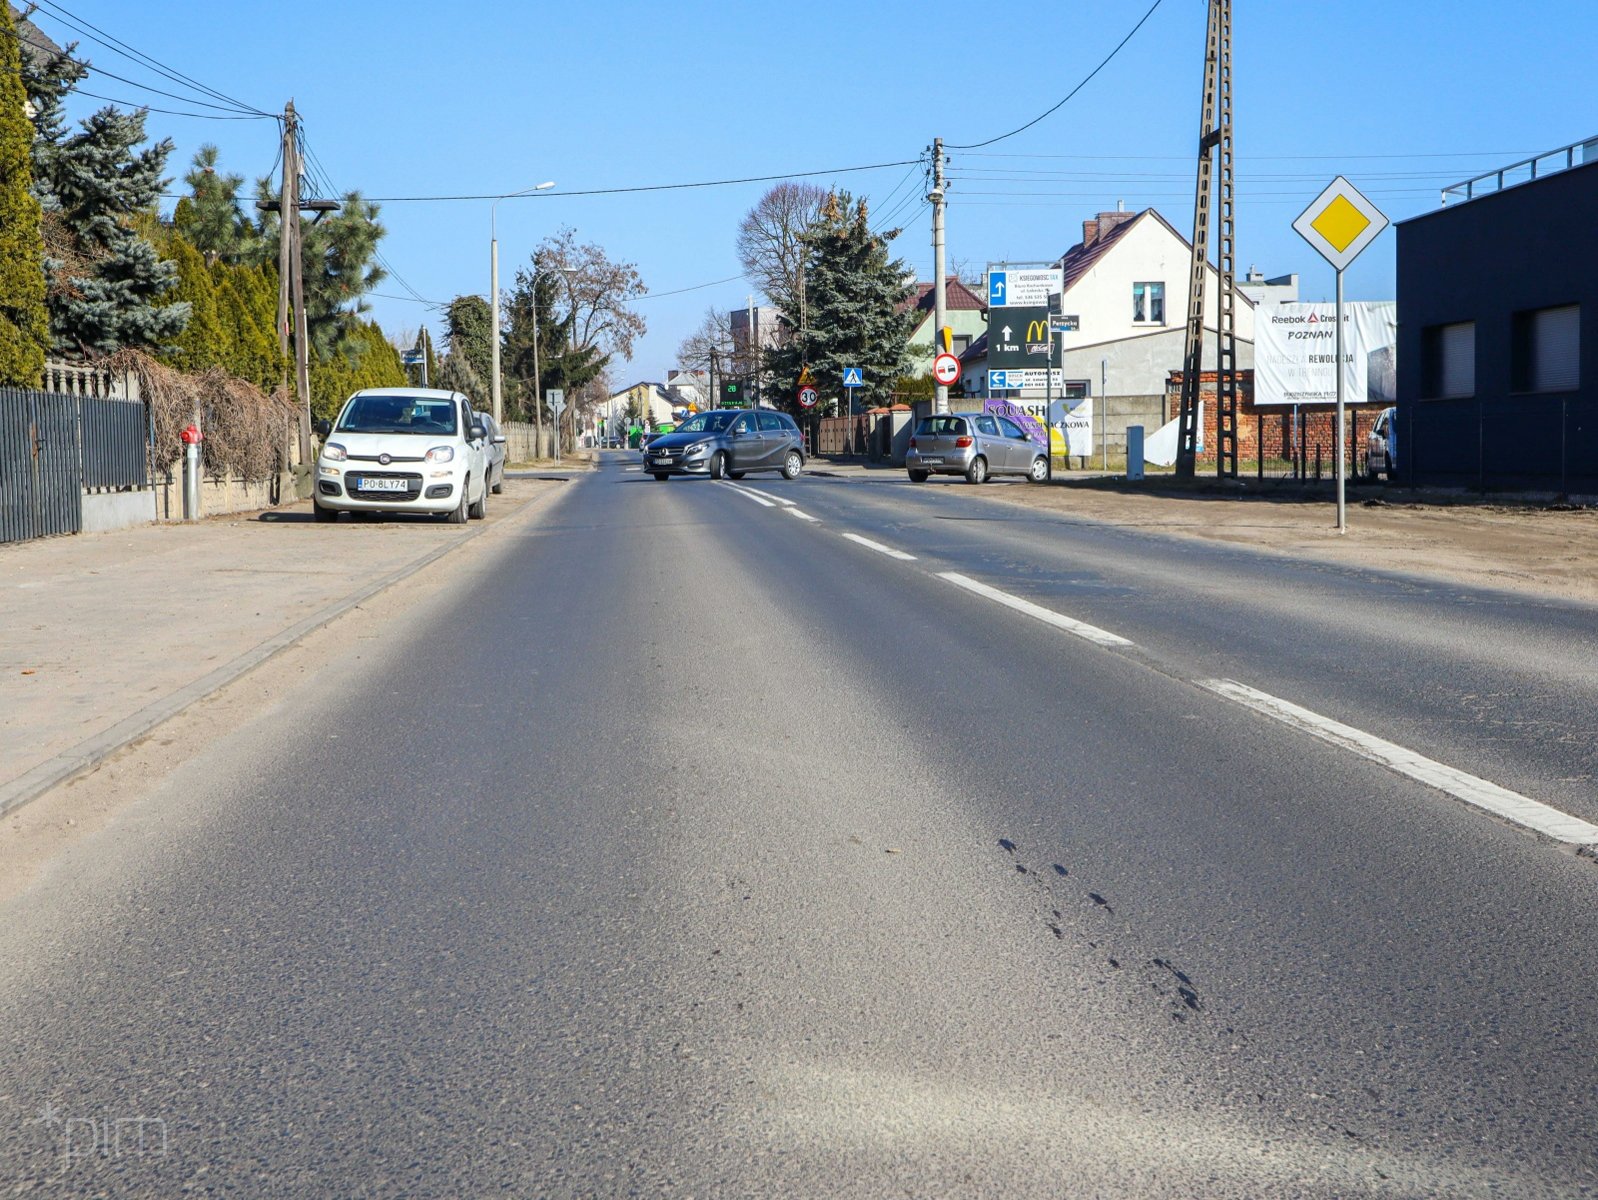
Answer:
[906, 413, 1051, 485]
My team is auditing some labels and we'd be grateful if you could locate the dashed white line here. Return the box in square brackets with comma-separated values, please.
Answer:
[717, 482, 776, 507]
[936, 572, 1133, 648]
[842, 532, 916, 561]
[1201, 679, 1598, 847]
[786, 507, 819, 522]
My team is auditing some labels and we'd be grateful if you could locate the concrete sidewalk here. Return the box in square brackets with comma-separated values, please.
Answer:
[0, 478, 563, 817]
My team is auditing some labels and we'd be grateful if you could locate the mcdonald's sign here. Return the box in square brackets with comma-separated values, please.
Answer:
[986, 305, 1057, 372]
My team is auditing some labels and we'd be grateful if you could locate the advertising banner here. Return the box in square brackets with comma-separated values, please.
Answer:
[1254, 301, 1397, 407]
[983, 396, 1092, 456]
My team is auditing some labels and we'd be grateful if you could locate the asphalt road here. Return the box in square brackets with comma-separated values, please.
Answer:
[3, 452, 1595, 1197]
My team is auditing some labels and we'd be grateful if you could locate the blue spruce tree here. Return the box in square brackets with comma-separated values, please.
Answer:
[23, 43, 187, 358]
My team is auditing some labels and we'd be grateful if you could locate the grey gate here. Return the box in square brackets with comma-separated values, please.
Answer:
[0, 389, 83, 544]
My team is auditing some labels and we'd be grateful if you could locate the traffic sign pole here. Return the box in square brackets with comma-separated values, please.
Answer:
[1336, 267, 1346, 534]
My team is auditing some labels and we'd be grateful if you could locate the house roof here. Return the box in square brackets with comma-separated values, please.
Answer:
[959, 333, 988, 364]
[902, 278, 986, 316]
[1057, 208, 1253, 309]
[10, 5, 64, 68]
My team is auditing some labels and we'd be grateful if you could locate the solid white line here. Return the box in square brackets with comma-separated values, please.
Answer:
[842, 532, 916, 561]
[718, 481, 776, 507]
[936, 572, 1133, 647]
[786, 506, 819, 522]
[1201, 679, 1598, 847]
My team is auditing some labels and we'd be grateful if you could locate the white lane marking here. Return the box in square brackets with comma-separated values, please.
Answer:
[1202, 679, 1598, 847]
[718, 481, 776, 508]
[842, 532, 916, 561]
[937, 572, 1133, 648]
[786, 506, 819, 522]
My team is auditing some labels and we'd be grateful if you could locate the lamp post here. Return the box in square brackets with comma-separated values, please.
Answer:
[489, 180, 554, 425]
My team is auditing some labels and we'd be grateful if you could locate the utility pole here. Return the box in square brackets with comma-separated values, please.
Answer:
[929, 137, 949, 415]
[277, 102, 310, 462]
[1175, 0, 1237, 479]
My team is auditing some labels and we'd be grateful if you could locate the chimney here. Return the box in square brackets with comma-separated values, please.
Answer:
[1082, 218, 1100, 247]
[1095, 210, 1137, 239]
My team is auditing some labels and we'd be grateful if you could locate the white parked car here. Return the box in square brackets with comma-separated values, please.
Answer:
[313, 388, 489, 523]
[479, 412, 508, 494]
[1365, 406, 1398, 480]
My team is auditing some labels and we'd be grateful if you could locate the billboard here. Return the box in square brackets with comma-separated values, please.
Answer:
[1254, 301, 1397, 406]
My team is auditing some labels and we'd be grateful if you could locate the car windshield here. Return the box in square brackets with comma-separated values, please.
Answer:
[337, 396, 458, 435]
[674, 411, 741, 434]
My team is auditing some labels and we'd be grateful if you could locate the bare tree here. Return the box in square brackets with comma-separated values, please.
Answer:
[676, 306, 734, 376]
[534, 228, 648, 362]
[736, 182, 827, 328]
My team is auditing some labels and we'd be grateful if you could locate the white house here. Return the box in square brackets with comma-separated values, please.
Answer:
[959, 208, 1260, 402]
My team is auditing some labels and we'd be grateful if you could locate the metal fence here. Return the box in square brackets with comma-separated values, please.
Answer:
[1, 387, 150, 545]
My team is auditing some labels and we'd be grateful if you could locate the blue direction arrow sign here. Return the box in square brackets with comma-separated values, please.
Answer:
[842, 367, 863, 388]
[988, 271, 1007, 307]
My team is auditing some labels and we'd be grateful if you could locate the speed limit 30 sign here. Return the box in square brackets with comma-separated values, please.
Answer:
[932, 353, 961, 386]
[797, 385, 819, 408]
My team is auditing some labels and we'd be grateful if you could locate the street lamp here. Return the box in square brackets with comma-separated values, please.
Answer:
[489, 180, 555, 425]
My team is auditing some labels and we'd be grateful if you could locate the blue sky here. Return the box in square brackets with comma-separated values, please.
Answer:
[32, 0, 1598, 384]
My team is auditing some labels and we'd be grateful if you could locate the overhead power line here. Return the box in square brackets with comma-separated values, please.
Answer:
[71, 88, 273, 121]
[362, 159, 921, 204]
[948, 0, 1168, 150]
[28, 0, 271, 116]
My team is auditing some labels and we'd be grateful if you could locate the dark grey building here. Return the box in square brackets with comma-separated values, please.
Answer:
[1396, 139, 1598, 493]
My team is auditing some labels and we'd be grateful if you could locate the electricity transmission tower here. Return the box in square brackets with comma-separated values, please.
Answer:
[1175, 0, 1237, 479]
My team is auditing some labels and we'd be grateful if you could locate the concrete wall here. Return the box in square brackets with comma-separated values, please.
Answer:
[502, 420, 555, 462]
[81, 489, 156, 533]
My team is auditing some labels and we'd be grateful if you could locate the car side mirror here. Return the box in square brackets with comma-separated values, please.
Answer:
[314, 418, 332, 438]
[469, 424, 486, 441]
[492, 434, 507, 445]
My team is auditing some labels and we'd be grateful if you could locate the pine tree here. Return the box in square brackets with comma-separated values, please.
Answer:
[770, 192, 913, 411]
[215, 264, 283, 389]
[173, 145, 256, 266]
[0, 4, 48, 385]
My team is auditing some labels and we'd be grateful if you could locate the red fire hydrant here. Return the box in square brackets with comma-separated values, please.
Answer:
[181, 424, 203, 520]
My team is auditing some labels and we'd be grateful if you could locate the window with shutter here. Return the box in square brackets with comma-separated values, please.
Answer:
[1423, 321, 1474, 399]
[1530, 305, 1580, 392]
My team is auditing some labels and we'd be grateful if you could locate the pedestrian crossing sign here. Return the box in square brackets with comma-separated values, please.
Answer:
[842, 367, 863, 388]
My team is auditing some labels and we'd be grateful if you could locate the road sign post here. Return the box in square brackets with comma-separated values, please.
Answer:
[1293, 177, 1389, 535]
[547, 388, 566, 463]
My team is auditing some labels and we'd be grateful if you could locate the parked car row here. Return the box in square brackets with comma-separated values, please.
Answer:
[312, 387, 507, 523]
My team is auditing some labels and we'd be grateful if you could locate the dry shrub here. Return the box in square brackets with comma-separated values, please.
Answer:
[104, 349, 297, 481]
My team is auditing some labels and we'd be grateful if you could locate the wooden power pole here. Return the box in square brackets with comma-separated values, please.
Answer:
[1175, 0, 1237, 479]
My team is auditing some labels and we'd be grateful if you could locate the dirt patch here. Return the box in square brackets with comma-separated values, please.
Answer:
[971, 479, 1598, 605]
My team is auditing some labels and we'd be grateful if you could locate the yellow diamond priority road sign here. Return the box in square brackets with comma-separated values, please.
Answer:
[1293, 176, 1388, 272]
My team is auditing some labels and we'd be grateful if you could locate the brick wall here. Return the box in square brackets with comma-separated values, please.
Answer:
[1167, 370, 1389, 469]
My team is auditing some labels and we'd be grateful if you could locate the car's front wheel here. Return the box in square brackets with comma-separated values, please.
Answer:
[965, 455, 988, 485]
[468, 477, 487, 520]
[781, 451, 803, 480]
[445, 487, 469, 524]
[491, 467, 504, 495]
[710, 451, 730, 480]
[1028, 455, 1050, 483]
[908, 469, 929, 483]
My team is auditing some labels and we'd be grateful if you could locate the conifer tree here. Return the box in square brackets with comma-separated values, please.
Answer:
[443, 294, 494, 391]
[23, 40, 186, 358]
[174, 145, 256, 266]
[155, 235, 225, 373]
[0, 3, 48, 384]
[765, 192, 912, 411]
